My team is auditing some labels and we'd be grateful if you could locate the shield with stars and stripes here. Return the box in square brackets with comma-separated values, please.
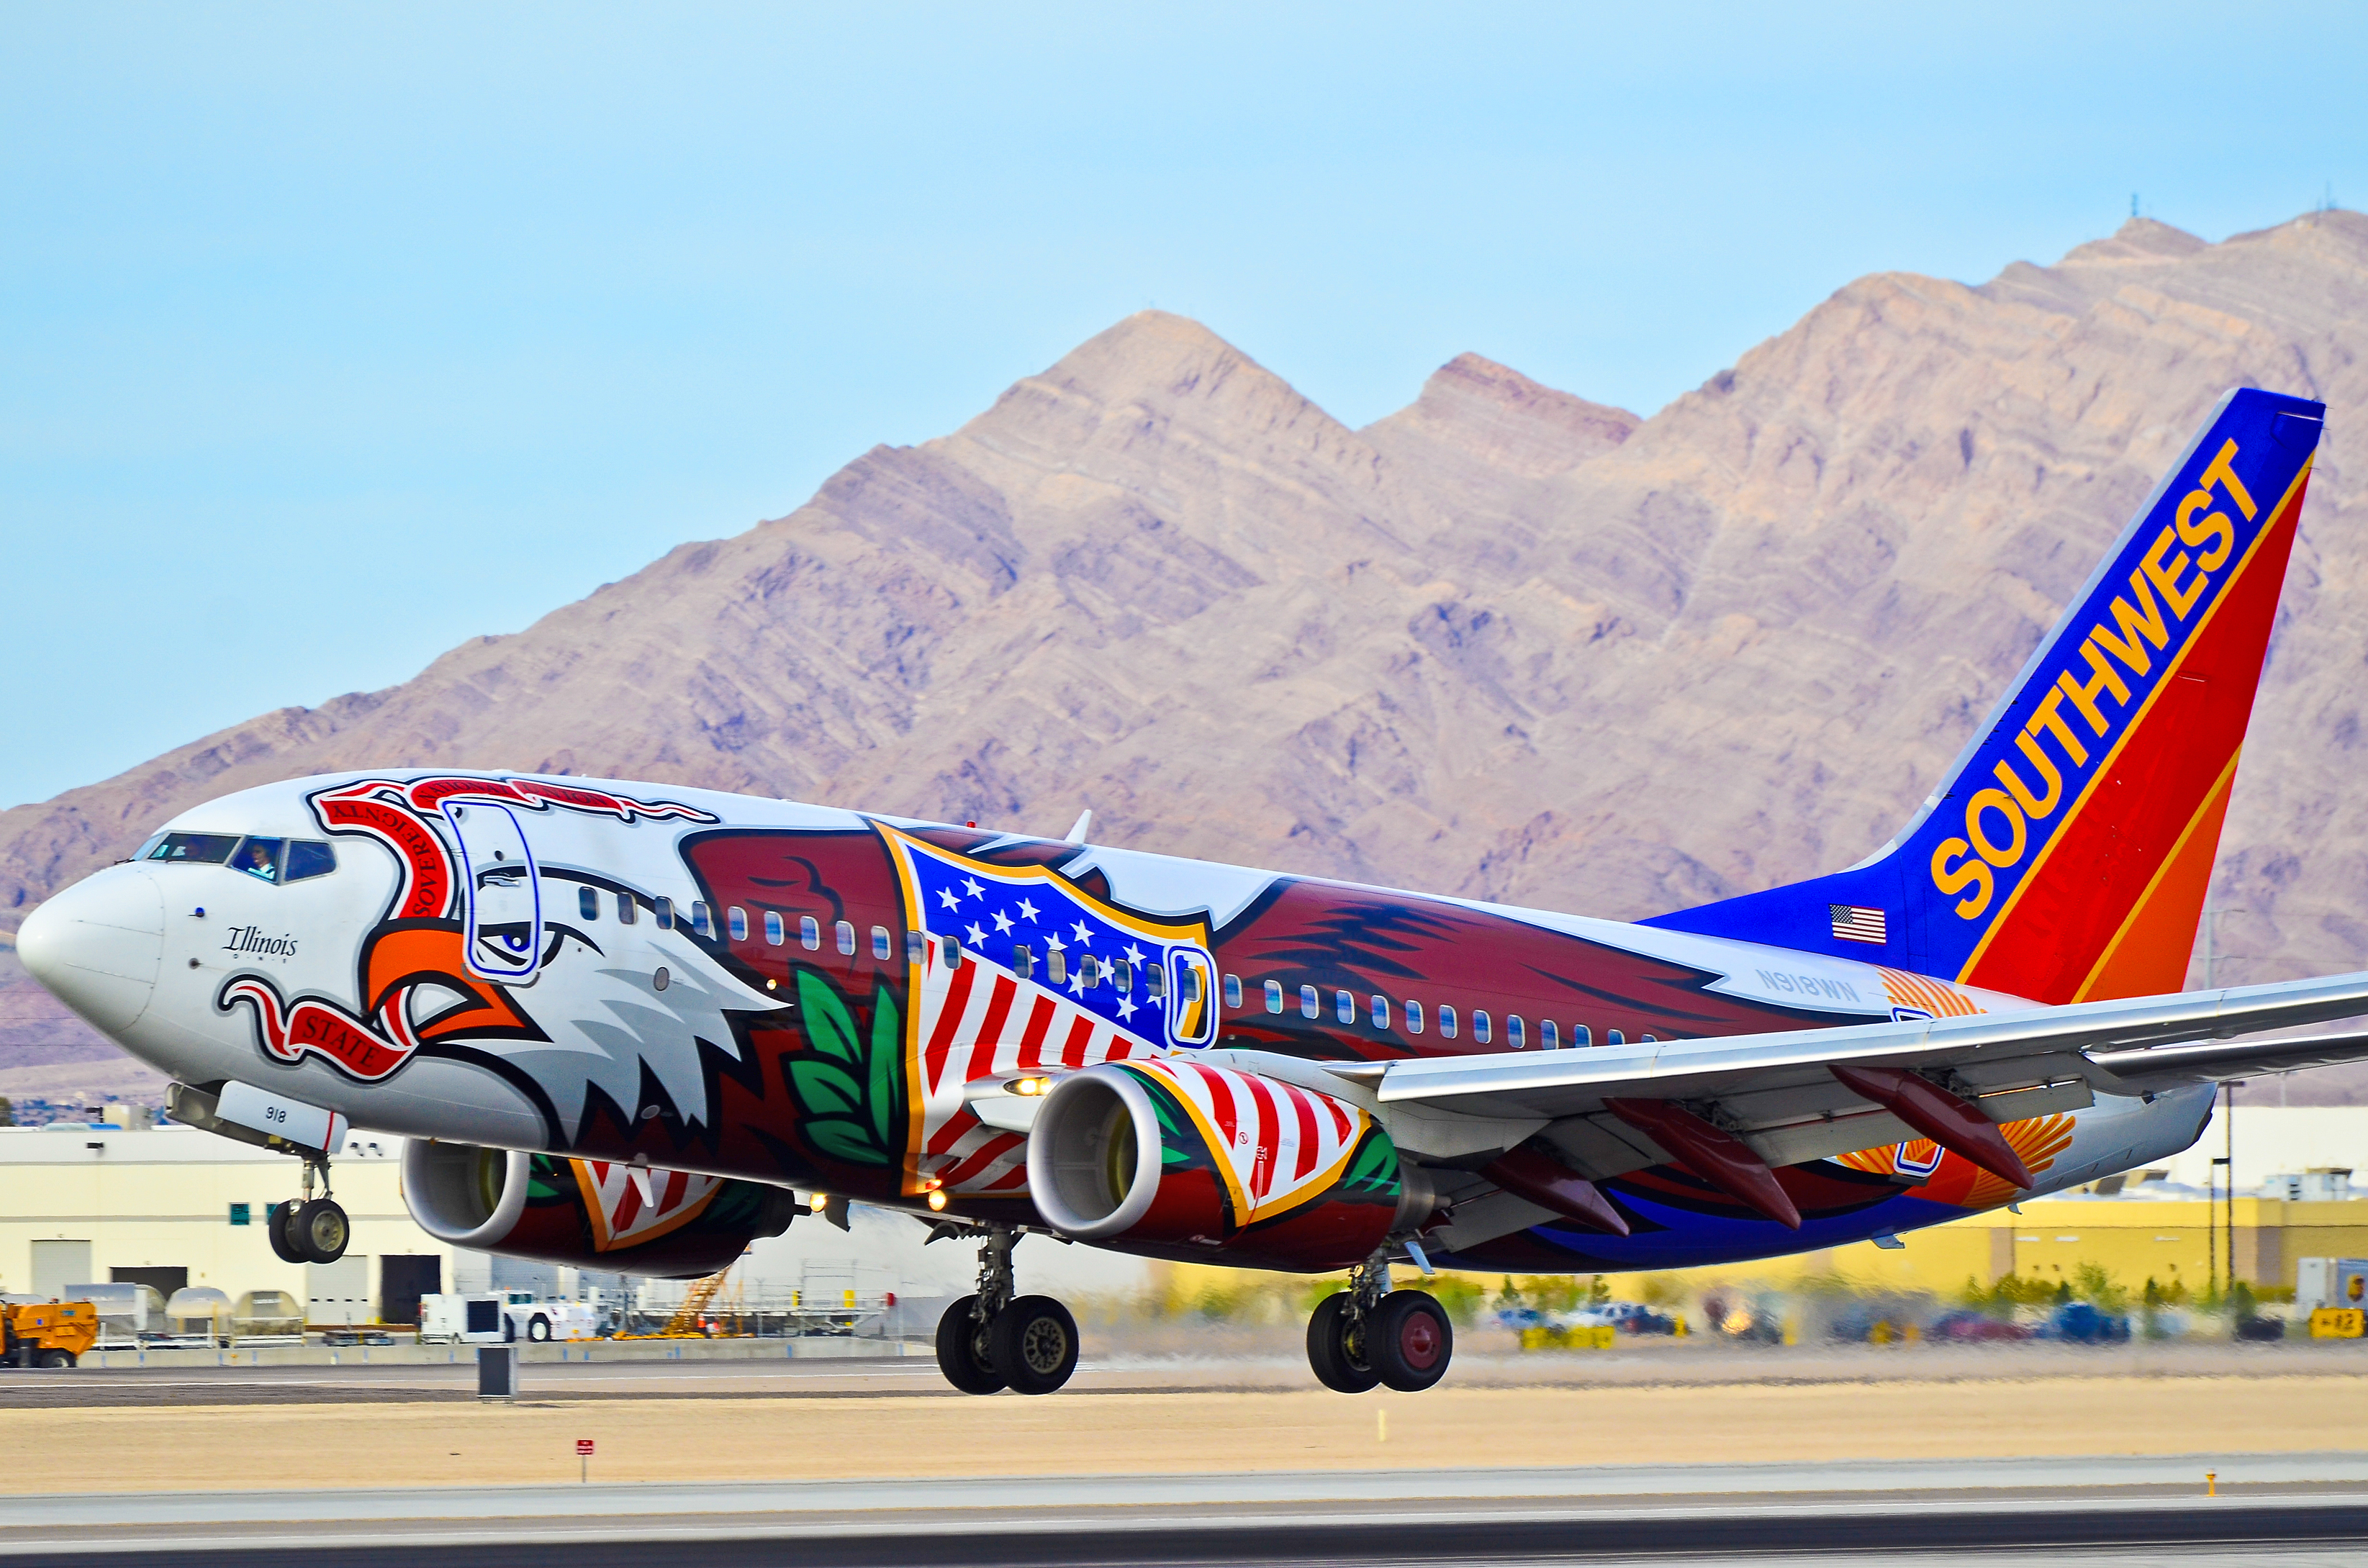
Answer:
[880, 825, 1219, 1198]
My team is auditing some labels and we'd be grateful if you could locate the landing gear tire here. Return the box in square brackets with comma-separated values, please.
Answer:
[990, 1295, 1079, 1396]
[267, 1200, 306, 1265]
[291, 1198, 350, 1264]
[936, 1295, 1005, 1395]
[1370, 1290, 1452, 1392]
[1306, 1293, 1381, 1394]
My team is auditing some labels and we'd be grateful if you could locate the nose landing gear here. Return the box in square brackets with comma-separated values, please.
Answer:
[932, 1225, 1080, 1396]
[1306, 1246, 1453, 1394]
[267, 1154, 350, 1265]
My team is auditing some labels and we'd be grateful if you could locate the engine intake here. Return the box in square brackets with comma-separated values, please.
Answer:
[1027, 1060, 1419, 1271]
[402, 1140, 797, 1279]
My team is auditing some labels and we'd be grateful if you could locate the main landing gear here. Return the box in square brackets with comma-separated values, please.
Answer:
[934, 1225, 1080, 1396]
[267, 1151, 350, 1266]
[1307, 1246, 1452, 1394]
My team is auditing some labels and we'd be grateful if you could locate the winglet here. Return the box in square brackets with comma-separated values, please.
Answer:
[1064, 810, 1093, 845]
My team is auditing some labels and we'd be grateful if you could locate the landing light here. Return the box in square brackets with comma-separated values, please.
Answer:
[808, 1191, 830, 1213]
[926, 1190, 949, 1212]
[1008, 1077, 1049, 1097]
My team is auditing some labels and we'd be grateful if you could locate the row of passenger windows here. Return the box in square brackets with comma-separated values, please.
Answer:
[571, 889, 902, 961]
[567, 888, 1624, 1045]
[1252, 979, 1644, 1048]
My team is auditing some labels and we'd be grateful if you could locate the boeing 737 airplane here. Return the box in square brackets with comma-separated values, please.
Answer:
[20, 387, 2367, 1396]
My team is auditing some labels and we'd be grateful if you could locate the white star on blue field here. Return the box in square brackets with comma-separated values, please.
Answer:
[907, 848, 1180, 1035]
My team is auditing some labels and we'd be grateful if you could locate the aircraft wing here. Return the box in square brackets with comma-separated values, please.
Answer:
[1358, 969, 2368, 1179]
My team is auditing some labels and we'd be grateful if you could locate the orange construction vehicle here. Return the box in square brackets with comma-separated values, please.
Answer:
[3, 1302, 97, 1368]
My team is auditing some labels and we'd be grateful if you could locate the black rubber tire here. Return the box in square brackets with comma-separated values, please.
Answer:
[1306, 1292, 1382, 1394]
[1370, 1290, 1453, 1392]
[267, 1200, 306, 1265]
[989, 1295, 1080, 1396]
[35, 1349, 73, 1369]
[934, 1295, 1004, 1395]
[293, 1198, 350, 1264]
[527, 1315, 553, 1342]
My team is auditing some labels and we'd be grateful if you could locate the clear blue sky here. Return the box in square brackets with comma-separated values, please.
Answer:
[4, 3, 2360, 809]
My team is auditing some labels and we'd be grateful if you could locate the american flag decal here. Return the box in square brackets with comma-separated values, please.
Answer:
[1829, 905, 1887, 945]
[879, 824, 1218, 1197]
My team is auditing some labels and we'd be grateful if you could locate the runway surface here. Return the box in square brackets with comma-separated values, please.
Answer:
[1, 1454, 2364, 1564]
[1, 1338, 2358, 1407]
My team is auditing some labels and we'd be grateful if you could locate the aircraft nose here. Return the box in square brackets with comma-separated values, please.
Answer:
[17, 866, 164, 1034]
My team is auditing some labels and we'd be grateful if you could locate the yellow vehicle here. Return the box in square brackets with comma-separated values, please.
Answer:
[4, 1302, 98, 1368]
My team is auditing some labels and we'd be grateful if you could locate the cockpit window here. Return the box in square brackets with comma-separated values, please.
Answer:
[230, 838, 286, 882]
[146, 833, 240, 866]
[284, 840, 337, 882]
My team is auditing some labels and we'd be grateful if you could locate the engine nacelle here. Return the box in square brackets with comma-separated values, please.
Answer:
[1026, 1060, 1422, 1271]
[402, 1140, 798, 1279]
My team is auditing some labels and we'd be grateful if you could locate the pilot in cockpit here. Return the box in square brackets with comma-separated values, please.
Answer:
[234, 839, 281, 882]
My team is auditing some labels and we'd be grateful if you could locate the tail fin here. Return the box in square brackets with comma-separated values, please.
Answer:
[1646, 387, 2325, 1005]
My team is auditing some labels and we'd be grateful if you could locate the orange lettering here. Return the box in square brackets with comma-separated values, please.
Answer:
[2141, 526, 2207, 620]
[2026, 688, 2090, 768]
[1932, 837, 1994, 920]
[2197, 437, 2257, 521]
[2092, 571, 2170, 676]
[2057, 640, 2132, 736]
[1994, 730, 2063, 818]
[1966, 787, 2027, 868]
[2174, 489, 2236, 573]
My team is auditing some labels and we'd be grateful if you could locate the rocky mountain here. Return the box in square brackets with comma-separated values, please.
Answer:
[6, 210, 2366, 1105]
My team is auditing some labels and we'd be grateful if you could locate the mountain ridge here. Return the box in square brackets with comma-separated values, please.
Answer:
[7, 210, 2367, 1103]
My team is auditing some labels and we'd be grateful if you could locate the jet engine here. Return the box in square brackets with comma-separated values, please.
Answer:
[1026, 1060, 1428, 1271]
[402, 1140, 798, 1279]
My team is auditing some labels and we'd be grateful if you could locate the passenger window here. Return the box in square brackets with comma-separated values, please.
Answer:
[283, 841, 337, 882]
[1406, 1000, 1424, 1034]
[1048, 946, 1068, 985]
[616, 892, 637, 925]
[230, 838, 286, 883]
[834, 920, 856, 956]
[578, 887, 600, 922]
[870, 926, 892, 961]
[1573, 1024, 1592, 1047]
[764, 911, 785, 946]
[1080, 955, 1101, 989]
[1144, 961, 1162, 997]
[906, 929, 926, 966]
[1335, 989, 1355, 1025]
[692, 902, 713, 938]
[1642, 1033, 1658, 1043]
[148, 832, 240, 865]
[1118, 959, 1136, 993]
[656, 897, 675, 930]
[800, 915, 821, 951]
[1370, 994, 1388, 1030]
[1265, 979, 1284, 1014]
[1440, 1005, 1458, 1040]
[1541, 1019, 1560, 1050]
[1299, 984, 1319, 1020]
[1222, 973, 1240, 1009]
[1015, 945, 1034, 980]
[1508, 1015, 1525, 1049]
[945, 935, 964, 969]
[1473, 1011, 1493, 1045]
[728, 907, 749, 942]
[1607, 1028, 1624, 1046]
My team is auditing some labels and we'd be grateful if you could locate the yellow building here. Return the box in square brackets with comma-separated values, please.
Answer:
[0, 1124, 466, 1323]
[1616, 1196, 2368, 1297]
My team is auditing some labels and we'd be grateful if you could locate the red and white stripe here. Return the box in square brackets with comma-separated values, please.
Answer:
[1128, 1058, 1370, 1225]
[912, 938, 1155, 1195]
[574, 1159, 723, 1250]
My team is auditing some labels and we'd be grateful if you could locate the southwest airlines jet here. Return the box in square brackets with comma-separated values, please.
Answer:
[20, 389, 2365, 1396]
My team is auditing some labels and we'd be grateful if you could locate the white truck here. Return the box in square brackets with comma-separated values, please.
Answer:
[418, 1290, 606, 1344]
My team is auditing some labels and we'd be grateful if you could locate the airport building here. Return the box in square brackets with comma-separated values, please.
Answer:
[0, 1124, 477, 1325]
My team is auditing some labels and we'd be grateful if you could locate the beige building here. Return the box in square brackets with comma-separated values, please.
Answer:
[0, 1124, 474, 1324]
